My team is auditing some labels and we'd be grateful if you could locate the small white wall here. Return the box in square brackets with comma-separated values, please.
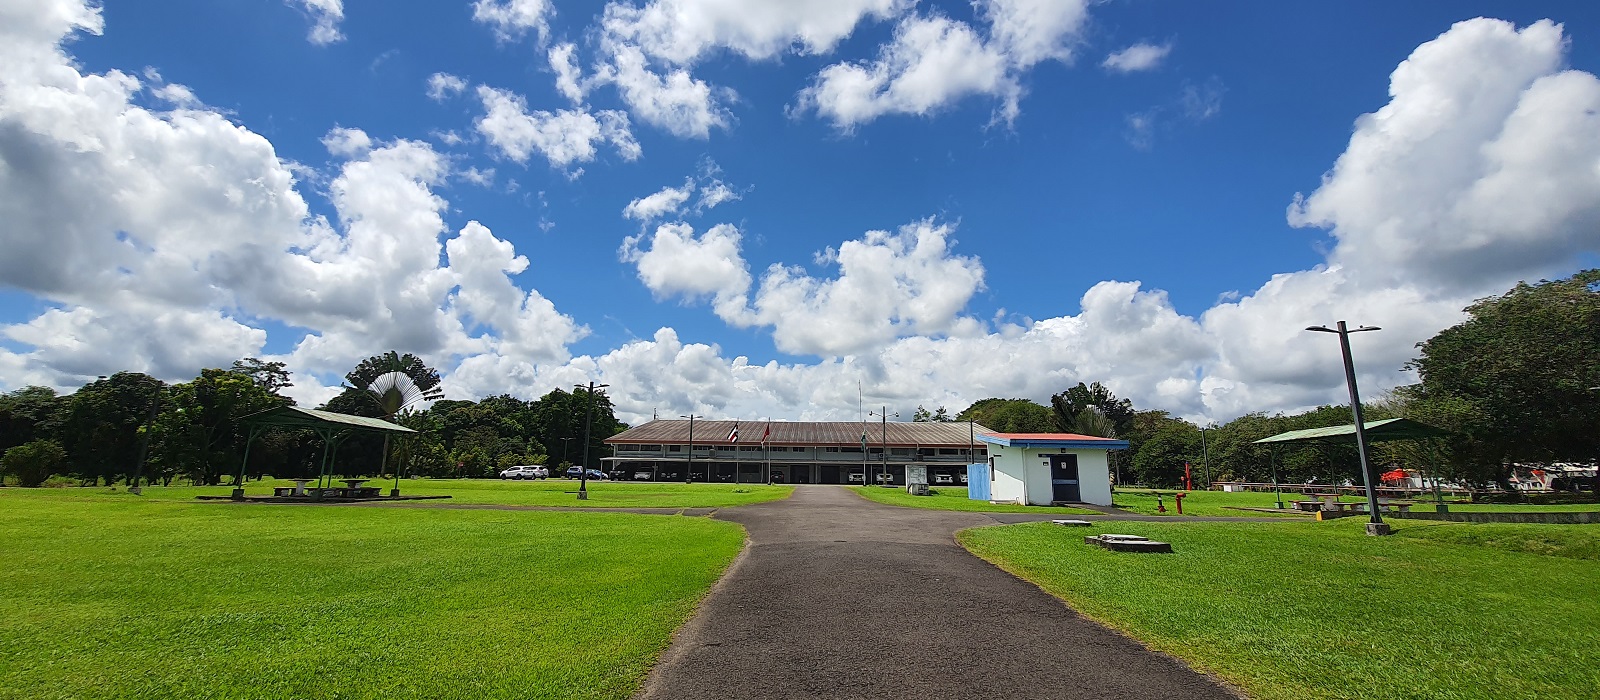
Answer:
[989, 447, 1027, 504]
[988, 445, 1114, 507]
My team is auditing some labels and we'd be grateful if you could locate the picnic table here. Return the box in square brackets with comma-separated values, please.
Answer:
[272, 478, 316, 497]
[1293, 495, 1413, 513]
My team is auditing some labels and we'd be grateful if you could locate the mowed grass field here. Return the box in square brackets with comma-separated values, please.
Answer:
[11, 478, 793, 509]
[960, 518, 1600, 700]
[847, 486, 1101, 514]
[1113, 487, 1600, 516]
[0, 490, 746, 699]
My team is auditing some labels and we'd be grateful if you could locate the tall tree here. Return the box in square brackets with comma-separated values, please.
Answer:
[1050, 382, 1135, 436]
[157, 369, 288, 485]
[0, 386, 64, 454]
[339, 352, 445, 478]
[956, 398, 1056, 432]
[1406, 269, 1600, 488]
[59, 372, 164, 486]
[230, 357, 295, 397]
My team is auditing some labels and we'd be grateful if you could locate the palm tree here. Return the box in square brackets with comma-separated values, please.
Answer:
[345, 352, 444, 488]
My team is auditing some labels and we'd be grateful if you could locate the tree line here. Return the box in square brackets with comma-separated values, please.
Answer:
[0, 353, 625, 488]
[916, 270, 1600, 493]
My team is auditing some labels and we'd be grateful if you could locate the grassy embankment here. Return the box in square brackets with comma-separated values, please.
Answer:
[0, 491, 746, 699]
[8, 478, 793, 509]
[960, 518, 1600, 700]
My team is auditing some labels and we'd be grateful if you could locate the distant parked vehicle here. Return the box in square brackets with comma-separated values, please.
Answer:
[499, 465, 547, 480]
[633, 470, 653, 481]
[847, 473, 865, 484]
[933, 473, 954, 485]
[875, 472, 894, 485]
[957, 472, 968, 485]
[564, 466, 603, 479]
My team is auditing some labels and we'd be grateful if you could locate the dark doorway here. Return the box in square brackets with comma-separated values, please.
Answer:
[819, 465, 840, 484]
[1049, 454, 1080, 502]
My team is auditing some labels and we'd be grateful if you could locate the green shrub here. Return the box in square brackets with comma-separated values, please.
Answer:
[2, 440, 67, 487]
[39, 475, 79, 488]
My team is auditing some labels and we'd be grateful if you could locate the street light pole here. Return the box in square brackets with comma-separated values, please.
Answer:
[869, 407, 897, 485]
[575, 382, 610, 501]
[1200, 425, 1212, 490]
[1307, 321, 1387, 536]
[559, 437, 574, 469]
[681, 414, 701, 483]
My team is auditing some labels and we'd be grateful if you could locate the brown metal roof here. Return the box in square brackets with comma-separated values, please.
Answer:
[606, 420, 993, 448]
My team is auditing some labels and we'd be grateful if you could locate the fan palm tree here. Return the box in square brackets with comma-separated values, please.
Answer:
[345, 352, 444, 487]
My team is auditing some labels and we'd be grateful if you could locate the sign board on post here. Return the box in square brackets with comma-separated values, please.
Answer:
[906, 466, 930, 496]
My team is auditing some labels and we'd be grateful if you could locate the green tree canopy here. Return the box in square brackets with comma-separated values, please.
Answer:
[956, 398, 1056, 432]
[1405, 269, 1600, 487]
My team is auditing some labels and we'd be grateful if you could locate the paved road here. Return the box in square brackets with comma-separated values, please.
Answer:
[637, 486, 1240, 699]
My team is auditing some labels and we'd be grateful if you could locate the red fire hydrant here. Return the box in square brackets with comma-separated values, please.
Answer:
[1174, 492, 1187, 515]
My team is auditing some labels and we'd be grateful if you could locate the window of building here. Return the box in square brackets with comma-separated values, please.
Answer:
[890, 448, 911, 456]
[824, 447, 840, 453]
[740, 446, 761, 452]
[641, 445, 661, 452]
[667, 445, 682, 453]
[939, 448, 960, 455]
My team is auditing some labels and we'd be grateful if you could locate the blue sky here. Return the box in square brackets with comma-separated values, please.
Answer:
[3, 0, 1599, 424]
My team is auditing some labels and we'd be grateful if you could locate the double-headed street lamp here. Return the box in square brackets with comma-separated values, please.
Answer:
[575, 382, 610, 501]
[559, 436, 575, 468]
[1306, 321, 1387, 536]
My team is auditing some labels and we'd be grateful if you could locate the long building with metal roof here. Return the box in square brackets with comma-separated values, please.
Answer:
[602, 419, 991, 485]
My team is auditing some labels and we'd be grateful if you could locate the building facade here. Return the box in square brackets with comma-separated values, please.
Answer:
[976, 432, 1128, 507]
[603, 420, 990, 485]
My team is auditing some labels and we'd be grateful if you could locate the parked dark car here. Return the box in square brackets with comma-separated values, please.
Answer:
[564, 466, 606, 480]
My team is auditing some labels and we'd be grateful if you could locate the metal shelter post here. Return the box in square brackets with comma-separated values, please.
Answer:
[233, 424, 265, 500]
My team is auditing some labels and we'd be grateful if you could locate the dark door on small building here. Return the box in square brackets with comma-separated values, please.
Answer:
[1049, 454, 1080, 502]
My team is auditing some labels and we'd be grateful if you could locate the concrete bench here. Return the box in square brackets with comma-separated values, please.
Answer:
[1084, 533, 1172, 553]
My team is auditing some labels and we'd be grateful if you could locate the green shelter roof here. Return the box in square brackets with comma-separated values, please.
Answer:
[1252, 417, 1447, 445]
[240, 405, 415, 434]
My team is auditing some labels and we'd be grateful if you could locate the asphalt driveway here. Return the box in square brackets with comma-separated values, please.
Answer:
[636, 486, 1239, 699]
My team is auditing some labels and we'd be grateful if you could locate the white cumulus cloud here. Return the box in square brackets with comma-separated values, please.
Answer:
[1102, 42, 1171, 73]
[471, 0, 553, 42]
[290, 0, 345, 46]
[473, 85, 642, 168]
[426, 72, 467, 101]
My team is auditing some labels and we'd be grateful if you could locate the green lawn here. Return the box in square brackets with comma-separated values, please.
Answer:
[960, 518, 1600, 700]
[1111, 487, 1600, 516]
[847, 486, 1101, 514]
[1408, 501, 1600, 513]
[6, 478, 793, 509]
[0, 491, 746, 699]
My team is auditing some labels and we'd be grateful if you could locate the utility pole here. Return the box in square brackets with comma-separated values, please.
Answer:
[1200, 425, 1212, 490]
[575, 381, 609, 501]
[1307, 321, 1386, 535]
[681, 414, 701, 483]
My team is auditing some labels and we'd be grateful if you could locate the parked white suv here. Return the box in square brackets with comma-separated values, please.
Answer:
[499, 465, 549, 480]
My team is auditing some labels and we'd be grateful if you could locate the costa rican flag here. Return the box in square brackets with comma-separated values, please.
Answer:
[727, 422, 740, 443]
[760, 423, 771, 444]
